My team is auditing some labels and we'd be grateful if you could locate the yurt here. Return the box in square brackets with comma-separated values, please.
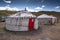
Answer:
[37, 14, 57, 25]
[5, 11, 38, 31]
[50, 15, 57, 24]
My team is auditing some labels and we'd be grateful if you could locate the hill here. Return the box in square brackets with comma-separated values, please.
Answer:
[0, 10, 60, 19]
[0, 10, 17, 16]
[32, 11, 60, 19]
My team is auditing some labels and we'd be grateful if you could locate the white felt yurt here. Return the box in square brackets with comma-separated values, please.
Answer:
[5, 11, 38, 31]
[37, 14, 57, 25]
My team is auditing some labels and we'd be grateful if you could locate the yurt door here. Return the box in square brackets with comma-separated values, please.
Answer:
[29, 18, 35, 30]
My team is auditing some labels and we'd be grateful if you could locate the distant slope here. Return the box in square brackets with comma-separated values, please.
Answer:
[0, 10, 60, 19]
[0, 10, 17, 16]
[32, 11, 60, 19]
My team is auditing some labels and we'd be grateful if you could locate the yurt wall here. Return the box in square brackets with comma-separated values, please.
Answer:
[37, 14, 57, 25]
[38, 18, 52, 25]
[6, 17, 29, 31]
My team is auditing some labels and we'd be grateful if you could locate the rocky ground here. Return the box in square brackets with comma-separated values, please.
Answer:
[0, 22, 60, 40]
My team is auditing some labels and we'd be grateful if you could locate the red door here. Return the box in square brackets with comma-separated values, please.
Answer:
[29, 18, 35, 30]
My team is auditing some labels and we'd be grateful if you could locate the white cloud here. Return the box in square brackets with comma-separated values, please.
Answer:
[26, 7, 41, 12]
[26, 7, 35, 12]
[42, 5, 45, 8]
[26, 6, 45, 12]
[0, 5, 20, 11]
[3, 0, 11, 3]
[35, 7, 43, 10]
[0, 7, 6, 10]
[35, 5, 45, 10]
[12, 7, 20, 11]
[55, 6, 60, 9]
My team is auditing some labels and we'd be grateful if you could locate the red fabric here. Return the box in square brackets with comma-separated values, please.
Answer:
[29, 18, 34, 30]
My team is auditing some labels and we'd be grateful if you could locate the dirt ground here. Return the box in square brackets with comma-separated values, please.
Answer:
[0, 22, 60, 40]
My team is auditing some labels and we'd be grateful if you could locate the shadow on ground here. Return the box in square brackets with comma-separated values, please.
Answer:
[4, 27, 42, 36]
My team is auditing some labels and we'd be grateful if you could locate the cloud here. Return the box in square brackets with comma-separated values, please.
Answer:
[35, 7, 43, 10]
[35, 5, 45, 10]
[0, 5, 20, 11]
[42, 5, 45, 8]
[26, 7, 35, 12]
[55, 6, 60, 9]
[3, 0, 11, 3]
[12, 7, 20, 11]
[26, 6, 45, 12]
[0, 7, 6, 10]
[26, 7, 41, 12]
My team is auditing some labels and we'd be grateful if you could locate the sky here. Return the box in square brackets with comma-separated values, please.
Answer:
[0, 0, 60, 12]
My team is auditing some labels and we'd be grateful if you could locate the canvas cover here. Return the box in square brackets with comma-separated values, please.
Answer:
[37, 14, 57, 25]
[6, 11, 38, 31]
[34, 19, 38, 30]
[6, 17, 29, 31]
[38, 18, 52, 25]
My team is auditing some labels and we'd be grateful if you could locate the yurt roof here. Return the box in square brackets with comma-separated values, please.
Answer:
[9, 11, 36, 17]
[49, 15, 56, 18]
[37, 14, 51, 18]
[37, 14, 57, 19]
